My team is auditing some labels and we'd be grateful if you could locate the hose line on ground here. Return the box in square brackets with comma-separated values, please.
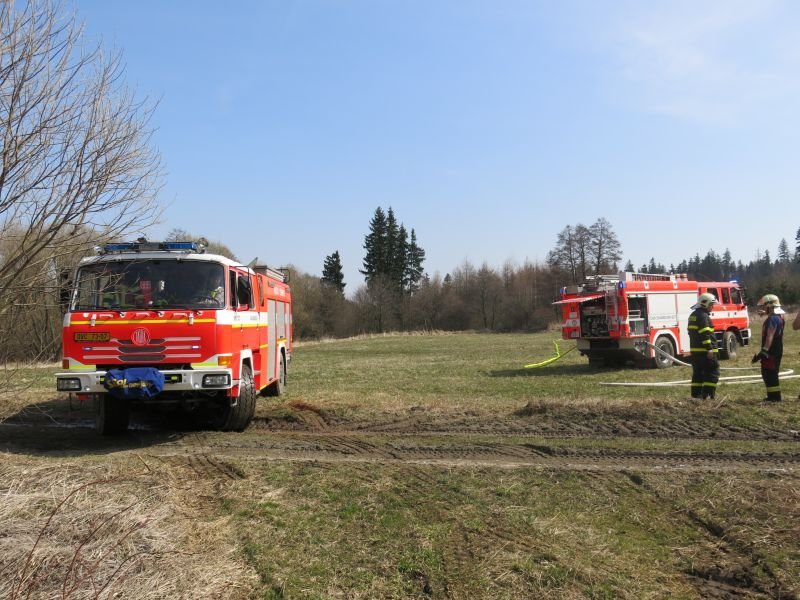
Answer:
[601, 371, 797, 387]
[603, 340, 795, 387]
[646, 339, 760, 370]
[524, 341, 576, 369]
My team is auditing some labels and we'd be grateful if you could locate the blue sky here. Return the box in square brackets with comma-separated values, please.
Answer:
[74, 0, 800, 291]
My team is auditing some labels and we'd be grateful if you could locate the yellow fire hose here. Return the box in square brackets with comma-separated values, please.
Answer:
[523, 339, 797, 387]
[524, 341, 576, 369]
[601, 340, 795, 386]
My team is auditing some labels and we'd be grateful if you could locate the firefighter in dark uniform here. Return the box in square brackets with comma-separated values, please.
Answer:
[752, 294, 785, 402]
[688, 292, 719, 400]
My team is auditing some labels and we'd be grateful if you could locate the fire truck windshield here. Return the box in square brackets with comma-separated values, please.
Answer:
[72, 259, 226, 310]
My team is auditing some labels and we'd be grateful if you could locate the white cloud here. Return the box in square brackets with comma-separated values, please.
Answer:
[600, 0, 800, 125]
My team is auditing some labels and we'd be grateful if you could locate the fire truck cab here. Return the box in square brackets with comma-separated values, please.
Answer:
[55, 241, 292, 434]
[556, 272, 750, 368]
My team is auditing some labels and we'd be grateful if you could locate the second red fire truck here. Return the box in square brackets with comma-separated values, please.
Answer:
[56, 241, 292, 434]
[555, 272, 751, 368]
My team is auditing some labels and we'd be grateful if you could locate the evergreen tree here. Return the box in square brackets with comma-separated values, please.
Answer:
[360, 207, 388, 284]
[778, 238, 790, 263]
[385, 207, 400, 283]
[623, 260, 634, 272]
[796, 227, 800, 261]
[389, 219, 407, 291]
[699, 251, 722, 280]
[404, 229, 426, 293]
[361, 206, 425, 296]
[721, 249, 733, 279]
[321, 251, 345, 296]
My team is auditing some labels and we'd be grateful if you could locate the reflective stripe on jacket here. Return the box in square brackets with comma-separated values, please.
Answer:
[688, 307, 716, 354]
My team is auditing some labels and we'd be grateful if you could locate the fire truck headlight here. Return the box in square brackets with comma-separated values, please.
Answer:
[202, 374, 230, 388]
[57, 378, 82, 392]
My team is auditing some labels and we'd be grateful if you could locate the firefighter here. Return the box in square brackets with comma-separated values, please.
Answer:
[688, 292, 719, 400]
[751, 294, 785, 402]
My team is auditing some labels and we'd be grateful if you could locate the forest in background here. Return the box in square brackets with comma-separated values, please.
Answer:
[3, 1, 800, 362]
[2, 213, 799, 362]
[288, 226, 800, 340]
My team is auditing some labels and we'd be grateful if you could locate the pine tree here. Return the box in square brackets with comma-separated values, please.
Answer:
[360, 207, 388, 284]
[321, 251, 345, 296]
[388, 218, 407, 291]
[778, 238, 790, 263]
[385, 207, 400, 281]
[721, 249, 733, 278]
[796, 227, 800, 261]
[404, 229, 426, 293]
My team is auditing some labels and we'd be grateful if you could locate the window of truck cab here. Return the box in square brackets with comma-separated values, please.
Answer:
[72, 259, 226, 310]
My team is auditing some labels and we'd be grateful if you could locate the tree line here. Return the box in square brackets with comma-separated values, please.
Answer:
[4, 1, 800, 364]
[291, 218, 800, 340]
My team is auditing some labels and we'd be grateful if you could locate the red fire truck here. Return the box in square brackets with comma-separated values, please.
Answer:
[56, 241, 292, 434]
[555, 272, 750, 368]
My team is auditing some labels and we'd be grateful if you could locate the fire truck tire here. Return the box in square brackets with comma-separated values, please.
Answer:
[95, 394, 130, 435]
[653, 337, 675, 369]
[217, 365, 256, 432]
[719, 331, 738, 360]
[264, 354, 286, 397]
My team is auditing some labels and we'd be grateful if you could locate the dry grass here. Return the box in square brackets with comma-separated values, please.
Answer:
[2, 330, 799, 598]
[0, 455, 256, 599]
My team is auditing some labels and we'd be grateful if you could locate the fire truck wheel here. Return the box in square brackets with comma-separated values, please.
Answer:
[653, 337, 675, 369]
[95, 394, 130, 435]
[216, 365, 257, 432]
[719, 331, 738, 360]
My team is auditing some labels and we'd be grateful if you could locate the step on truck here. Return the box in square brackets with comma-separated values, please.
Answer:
[56, 241, 292, 434]
[555, 272, 750, 368]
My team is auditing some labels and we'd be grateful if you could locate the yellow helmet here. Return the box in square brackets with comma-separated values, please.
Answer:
[758, 294, 785, 314]
[693, 292, 717, 309]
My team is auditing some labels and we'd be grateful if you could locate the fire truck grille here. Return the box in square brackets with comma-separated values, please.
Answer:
[118, 345, 168, 353]
[120, 354, 167, 362]
[80, 335, 203, 363]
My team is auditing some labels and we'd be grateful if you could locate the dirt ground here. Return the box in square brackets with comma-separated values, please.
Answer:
[3, 395, 800, 470]
[2, 395, 799, 599]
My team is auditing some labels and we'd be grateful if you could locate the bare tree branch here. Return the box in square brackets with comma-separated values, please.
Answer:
[0, 0, 164, 365]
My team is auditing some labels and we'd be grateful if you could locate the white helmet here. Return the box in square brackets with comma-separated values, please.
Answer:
[758, 293, 785, 314]
[692, 292, 717, 310]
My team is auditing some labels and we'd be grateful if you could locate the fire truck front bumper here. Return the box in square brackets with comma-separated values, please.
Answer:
[56, 368, 234, 394]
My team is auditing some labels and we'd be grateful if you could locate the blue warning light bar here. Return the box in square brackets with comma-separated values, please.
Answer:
[101, 241, 200, 254]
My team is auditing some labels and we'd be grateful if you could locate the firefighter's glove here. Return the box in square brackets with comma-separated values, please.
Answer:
[752, 350, 769, 363]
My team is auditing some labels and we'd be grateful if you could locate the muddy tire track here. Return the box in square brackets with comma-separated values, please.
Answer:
[142, 432, 800, 475]
[251, 413, 800, 442]
[155, 454, 247, 480]
[622, 471, 792, 599]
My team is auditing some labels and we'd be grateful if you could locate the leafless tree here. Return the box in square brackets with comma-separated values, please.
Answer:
[588, 217, 622, 275]
[547, 224, 591, 284]
[0, 0, 163, 365]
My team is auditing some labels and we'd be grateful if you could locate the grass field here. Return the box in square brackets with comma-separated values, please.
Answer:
[1, 323, 799, 599]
